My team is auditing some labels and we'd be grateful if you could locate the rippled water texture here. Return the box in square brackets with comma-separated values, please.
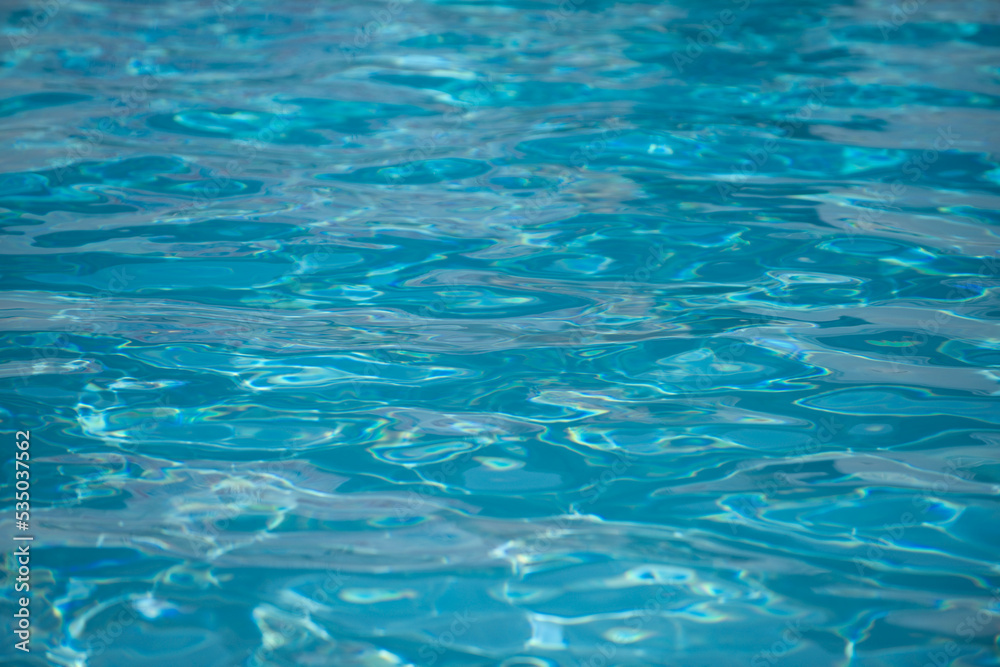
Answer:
[2, 0, 1000, 665]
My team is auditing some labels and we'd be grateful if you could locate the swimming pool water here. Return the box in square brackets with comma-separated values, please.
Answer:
[2, 0, 999, 665]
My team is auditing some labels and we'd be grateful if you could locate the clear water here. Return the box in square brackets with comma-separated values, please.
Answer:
[2, 0, 1000, 665]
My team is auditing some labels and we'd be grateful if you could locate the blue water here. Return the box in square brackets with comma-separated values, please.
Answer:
[2, 1, 1000, 665]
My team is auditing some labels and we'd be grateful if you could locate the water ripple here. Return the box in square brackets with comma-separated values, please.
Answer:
[2, 0, 999, 665]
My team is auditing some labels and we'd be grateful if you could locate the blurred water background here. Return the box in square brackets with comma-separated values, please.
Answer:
[2, 0, 1000, 665]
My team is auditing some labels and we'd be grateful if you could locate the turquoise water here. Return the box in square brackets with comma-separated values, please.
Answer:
[2, 0, 1000, 665]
